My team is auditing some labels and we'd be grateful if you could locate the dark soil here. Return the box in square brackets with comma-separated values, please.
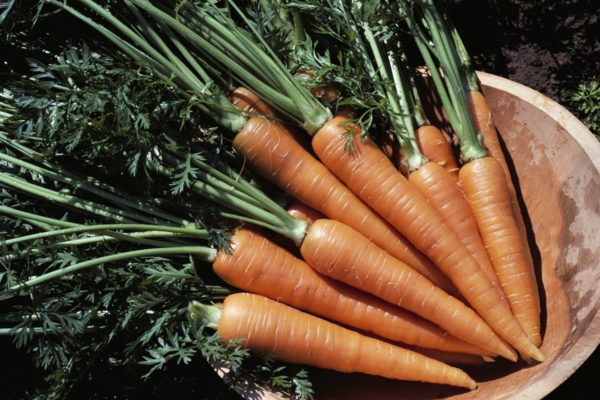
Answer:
[447, 0, 600, 102]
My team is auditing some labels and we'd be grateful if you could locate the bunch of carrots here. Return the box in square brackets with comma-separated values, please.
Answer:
[1, 0, 546, 395]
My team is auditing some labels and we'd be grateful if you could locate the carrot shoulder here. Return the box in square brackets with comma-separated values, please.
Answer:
[415, 125, 459, 176]
[232, 115, 456, 294]
[230, 87, 277, 117]
[213, 228, 487, 356]
[213, 293, 477, 389]
[311, 117, 543, 362]
[286, 200, 325, 224]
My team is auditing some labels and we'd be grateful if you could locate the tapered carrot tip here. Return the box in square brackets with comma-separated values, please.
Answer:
[466, 378, 478, 391]
[530, 346, 545, 363]
[502, 346, 519, 362]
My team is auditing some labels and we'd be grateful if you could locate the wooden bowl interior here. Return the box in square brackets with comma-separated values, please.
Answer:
[229, 73, 600, 400]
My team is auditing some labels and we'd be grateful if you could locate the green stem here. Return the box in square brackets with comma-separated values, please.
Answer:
[3, 224, 208, 246]
[131, 0, 331, 133]
[417, 0, 486, 162]
[45, 0, 172, 81]
[124, 1, 207, 95]
[181, 151, 291, 223]
[0, 148, 186, 227]
[1, 246, 217, 300]
[405, 8, 462, 132]
[0, 172, 159, 225]
[188, 300, 221, 330]
[363, 24, 426, 171]
[0, 326, 99, 335]
[0, 205, 79, 228]
[1, 232, 184, 263]
[152, 163, 307, 245]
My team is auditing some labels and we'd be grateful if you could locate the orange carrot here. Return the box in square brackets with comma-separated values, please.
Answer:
[286, 200, 325, 224]
[407, 0, 542, 348]
[201, 292, 477, 389]
[404, 346, 485, 366]
[213, 228, 489, 355]
[230, 87, 277, 117]
[311, 117, 543, 362]
[467, 90, 541, 347]
[408, 160, 504, 296]
[232, 114, 456, 295]
[299, 218, 517, 360]
[415, 125, 459, 176]
[459, 157, 542, 347]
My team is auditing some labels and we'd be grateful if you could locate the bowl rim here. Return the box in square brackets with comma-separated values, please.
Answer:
[478, 71, 600, 400]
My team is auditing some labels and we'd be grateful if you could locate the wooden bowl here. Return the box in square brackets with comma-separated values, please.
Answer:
[222, 72, 600, 400]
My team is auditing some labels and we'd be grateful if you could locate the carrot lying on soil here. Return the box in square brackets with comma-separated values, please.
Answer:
[192, 292, 478, 390]
[213, 228, 489, 355]
[311, 117, 542, 362]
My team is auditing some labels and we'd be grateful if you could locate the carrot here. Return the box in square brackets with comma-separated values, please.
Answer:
[286, 200, 325, 224]
[232, 114, 457, 295]
[311, 117, 543, 362]
[213, 228, 489, 355]
[229, 90, 454, 295]
[467, 90, 541, 346]
[459, 157, 542, 347]
[404, 346, 485, 366]
[113, 0, 540, 358]
[300, 218, 517, 360]
[415, 125, 459, 176]
[405, 0, 543, 349]
[194, 292, 477, 389]
[230, 87, 277, 118]
[351, 31, 502, 301]
[408, 159, 504, 295]
[404, 0, 543, 355]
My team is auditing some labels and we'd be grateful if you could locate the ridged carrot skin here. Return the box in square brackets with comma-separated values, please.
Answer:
[213, 228, 488, 355]
[232, 116, 456, 294]
[409, 162, 504, 296]
[459, 157, 542, 346]
[415, 125, 460, 176]
[311, 117, 543, 362]
[299, 219, 516, 360]
[467, 90, 541, 347]
[218, 293, 478, 389]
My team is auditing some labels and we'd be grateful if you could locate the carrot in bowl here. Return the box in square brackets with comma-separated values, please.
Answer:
[190, 292, 478, 390]
[406, 0, 542, 348]
[214, 228, 490, 356]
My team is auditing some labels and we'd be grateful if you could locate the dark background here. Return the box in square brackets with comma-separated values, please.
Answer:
[2, 0, 599, 399]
